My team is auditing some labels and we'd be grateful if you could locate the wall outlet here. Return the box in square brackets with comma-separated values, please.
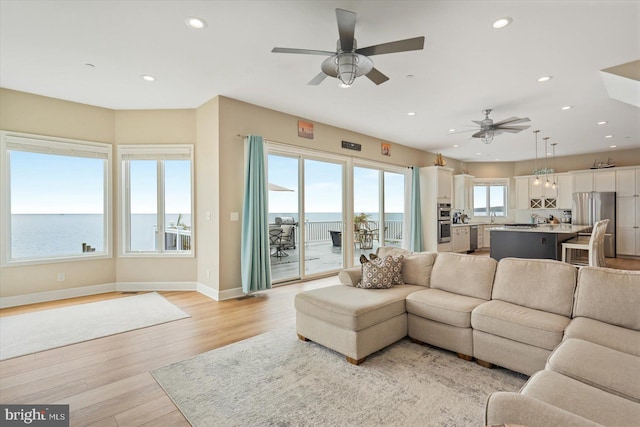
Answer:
[57, 272, 65, 282]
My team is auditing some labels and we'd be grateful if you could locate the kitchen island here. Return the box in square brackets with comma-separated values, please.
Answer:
[490, 224, 591, 262]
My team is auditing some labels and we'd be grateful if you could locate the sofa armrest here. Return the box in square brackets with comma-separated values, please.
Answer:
[485, 392, 602, 427]
[338, 266, 361, 287]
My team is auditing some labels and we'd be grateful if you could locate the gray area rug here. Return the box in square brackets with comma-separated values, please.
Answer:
[152, 328, 527, 426]
[0, 292, 189, 360]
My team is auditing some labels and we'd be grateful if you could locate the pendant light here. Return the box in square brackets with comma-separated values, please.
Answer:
[533, 130, 540, 186]
[543, 137, 550, 188]
[551, 142, 558, 189]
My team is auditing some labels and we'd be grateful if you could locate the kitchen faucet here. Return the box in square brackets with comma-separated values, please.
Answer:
[490, 211, 496, 224]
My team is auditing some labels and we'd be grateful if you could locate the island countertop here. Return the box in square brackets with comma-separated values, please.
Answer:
[490, 224, 591, 234]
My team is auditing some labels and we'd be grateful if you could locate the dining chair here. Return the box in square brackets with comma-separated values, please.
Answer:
[561, 219, 609, 267]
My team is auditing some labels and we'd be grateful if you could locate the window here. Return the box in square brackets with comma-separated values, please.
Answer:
[119, 145, 193, 255]
[1, 131, 111, 264]
[473, 180, 508, 217]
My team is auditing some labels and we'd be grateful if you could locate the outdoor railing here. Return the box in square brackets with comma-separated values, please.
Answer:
[163, 227, 192, 251]
[302, 220, 403, 244]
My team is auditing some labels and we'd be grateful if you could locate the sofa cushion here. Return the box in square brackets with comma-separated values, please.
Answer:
[521, 370, 640, 427]
[338, 266, 361, 287]
[294, 284, 423, 331]
[406, 289, 487, 328]
[376, 246, 411, 258]
[547, 338, 640, 403]
[471, 300, 570, 350]
[430, 252, 497, 300]
[485, 392, 602, 427]
[401, 251, 437, 287]
[357, 255, 404, 289]
[574, 267, 640, 331]
[564, 317, 640, 357]
[492, 258, 577, 317]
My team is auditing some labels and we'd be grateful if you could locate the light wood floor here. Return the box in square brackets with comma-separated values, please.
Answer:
[0, 277, 339, 427]
[2, 256, 639, 427]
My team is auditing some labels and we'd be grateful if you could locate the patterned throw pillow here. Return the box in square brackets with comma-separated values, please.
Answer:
[356, 255, 404, 289]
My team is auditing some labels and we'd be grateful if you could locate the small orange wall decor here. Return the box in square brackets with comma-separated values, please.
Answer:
[381, 142, 391, 156]
[298, 120, 314, 139]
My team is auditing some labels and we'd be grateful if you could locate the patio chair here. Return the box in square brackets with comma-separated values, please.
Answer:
[269, 227, 287, 258]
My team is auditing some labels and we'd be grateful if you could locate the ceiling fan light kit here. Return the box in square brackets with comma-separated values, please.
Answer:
[272, 8, 425, 87]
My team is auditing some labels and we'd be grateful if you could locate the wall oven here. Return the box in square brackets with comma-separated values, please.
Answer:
[437, 203, 452, 221]
[438, 220, 452, 243]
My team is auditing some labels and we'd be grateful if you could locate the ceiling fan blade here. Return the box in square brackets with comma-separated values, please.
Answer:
[356, 36, 425, 56]
[336, 9, 356, 52]
[366, 68, 389, 85]
[496, 125, 531, 133]
[492, 116, 530, 126]
[271, 47, 335, 56]
[471, 120, 483, 125]
[308, 72, 328, 85]
[472, 130, 489, 138]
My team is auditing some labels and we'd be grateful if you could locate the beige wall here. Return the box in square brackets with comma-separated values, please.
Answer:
[0, 89, 116, 297]
[215, 96, 434, 291]
[1, 88, 638, 301]
[114, 109, 198, 283]
[514, 148, 640, 176]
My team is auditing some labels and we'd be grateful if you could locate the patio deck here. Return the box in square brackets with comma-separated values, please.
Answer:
[270, 240, 387, 282]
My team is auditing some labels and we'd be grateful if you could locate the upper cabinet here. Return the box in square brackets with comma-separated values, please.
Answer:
[556, 173, 574, 209]
[573, 170, 616, 193]
[616, 169, 640, 197]
[437, 168, 453, 201]
[515, 177, 529, 209]
[453, 174, 474, 210]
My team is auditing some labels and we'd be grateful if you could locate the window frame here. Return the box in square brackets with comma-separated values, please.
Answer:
[472, 178, 509, 217]
[1, 131, 112, 266]
[118, 144, 195, 257]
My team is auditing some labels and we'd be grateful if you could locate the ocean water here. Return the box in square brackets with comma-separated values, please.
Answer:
[10, 213, 401, 259]
[10, 214, 191, 259]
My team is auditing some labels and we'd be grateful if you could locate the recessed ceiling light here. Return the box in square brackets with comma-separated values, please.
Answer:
[141, 74, 155, 82]
[453, 144, 459, 148]
[597, 121, 608, 125]
[537, 76, 552, 82]
[492, 17, 512, 29]
[186, 17, 207, 29]
[449, 128, 456, 132]
[610, 145, 617, 148]
[605, 135, 614, 138]
[561, 105, 573, 110]
[407, 112, 416, 116]
[476, 152, 481, 156]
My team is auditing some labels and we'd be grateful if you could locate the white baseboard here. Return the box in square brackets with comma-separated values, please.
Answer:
[0, 281, 202, 308]
[196, 283, 245, 301]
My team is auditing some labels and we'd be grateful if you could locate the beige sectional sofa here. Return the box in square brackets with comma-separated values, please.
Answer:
[294, 248, 640, 426]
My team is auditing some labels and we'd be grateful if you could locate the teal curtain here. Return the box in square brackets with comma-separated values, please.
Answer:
[240, 135, 272, 293]
[409, 167, 423, 252]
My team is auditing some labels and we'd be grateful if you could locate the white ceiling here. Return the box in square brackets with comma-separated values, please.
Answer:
[1, 0, 639, 162]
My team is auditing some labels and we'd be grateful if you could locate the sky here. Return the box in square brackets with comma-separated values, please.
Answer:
[268, 154, 405, 215]
[10, 151, 191, 214]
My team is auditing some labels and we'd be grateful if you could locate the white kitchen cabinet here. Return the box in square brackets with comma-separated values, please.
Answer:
[573, 170, 616, 192]
[615, 167, 640, 256]
[453, 174, 474, 210]
[616, 168, 640, 197]
[515, 177, 529, 210]
[528, 176, 557, 209]
[437, 168, 453, 201]
[556, 173, 574, 209]
[452, 226, 470, 253]
[482, 225, 497, 249]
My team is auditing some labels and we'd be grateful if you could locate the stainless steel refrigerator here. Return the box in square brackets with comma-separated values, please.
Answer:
[572, 192, 616, 257]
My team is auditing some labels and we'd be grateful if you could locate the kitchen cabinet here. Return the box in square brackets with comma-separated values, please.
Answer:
[482, 225, 498, 248]
[616, 168, 640, 256]
[556, 173, 574, 209]
[515, 177, 529, 210]
[437, 168, 453, 201]
[528, 176, 557, 209]
[573, 171, 616, 192]
[452, 226, 470, 253]
[419, 166, 454, 252]
[453, 174, 474, 210]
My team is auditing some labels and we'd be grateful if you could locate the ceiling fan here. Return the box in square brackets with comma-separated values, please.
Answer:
[469, 109, 531, 144]
[271, 8, 425, 87]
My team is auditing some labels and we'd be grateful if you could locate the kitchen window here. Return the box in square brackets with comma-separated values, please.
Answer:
[473, 180, 508, 217]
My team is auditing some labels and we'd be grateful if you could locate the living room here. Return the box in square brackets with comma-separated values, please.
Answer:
[1, 1, 639, 425]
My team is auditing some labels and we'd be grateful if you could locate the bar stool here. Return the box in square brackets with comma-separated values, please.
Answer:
[561, 219, 609, 267]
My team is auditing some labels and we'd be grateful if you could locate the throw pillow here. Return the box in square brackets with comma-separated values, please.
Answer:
[357, 255, 404, 289]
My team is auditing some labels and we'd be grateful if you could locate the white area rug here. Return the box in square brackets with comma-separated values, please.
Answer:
[0, 292, 189, 360]
[153, 328, 527, 426]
